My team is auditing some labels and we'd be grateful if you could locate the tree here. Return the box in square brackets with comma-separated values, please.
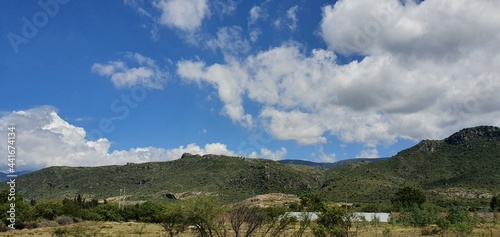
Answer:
[447, 206, 469, 224]
[299, 193, 325, 212]
[295, 212, 313, 237]
[182, 195, 228, 237]
[391, 186, 426, 210]
[34, 200, 63, 220]
[136, 201, 164, 223]
[92, 203, 123, 221]
[490, 195, 500, 212]
[229, 204, 265, 237]
[0, 191, 34, 229]
[261, 206, 295, 237]
[312, 206, 355, 237]
[159, 202, 186, 237]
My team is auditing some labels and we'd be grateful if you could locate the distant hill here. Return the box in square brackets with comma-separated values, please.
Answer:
[0, 170, 32, 182]
[318, 126, 500, 206]
[7, 153, 324, 203]
[3, 126, 500, 208]
[278, 158, 387, 168]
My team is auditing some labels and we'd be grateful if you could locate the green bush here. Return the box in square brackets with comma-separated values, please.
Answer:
[136, 201, 164, 223]
[34, 200, 63, 220]
[451, 222, 473, 237]
[447, 206, 469, 224]
[159, 202, 186, 237]
[0, 198, 35, 229]
[436, 216, 451, 231]
[409, 206, 439, 227]
[299, 193, 325, 212]
[313, 206, 355, 237]
[92, 204, 123, 222]
[76, 209, 103, 221]
[420, 226, 439, 236]
[53, 226, 70, 237]
[391, 186, 426, 210]
[181, 195, 228, 237]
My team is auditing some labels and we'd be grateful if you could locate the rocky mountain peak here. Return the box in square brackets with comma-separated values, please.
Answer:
[444, 126, 500, 145]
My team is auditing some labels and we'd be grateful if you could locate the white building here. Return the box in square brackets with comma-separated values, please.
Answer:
[284, 212, 390, 222]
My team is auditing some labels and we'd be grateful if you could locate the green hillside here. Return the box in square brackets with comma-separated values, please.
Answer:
[9, 153, 324, 203]
[319, 126, 500, 207]
[3, 126, 500, 208]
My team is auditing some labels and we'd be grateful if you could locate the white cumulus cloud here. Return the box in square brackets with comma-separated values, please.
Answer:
[286, 5, 299, 30]
[92, 52, 168, 89]
[175, 0, 500, 150]
[0, 107, 249, 172]
[154, 0, 209, 31]
[249, 6, 265, 25]
[249, 147, 287, 161]
[356, 148, 380, 158]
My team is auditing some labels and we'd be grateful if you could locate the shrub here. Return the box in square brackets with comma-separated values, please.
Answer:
[391, 186, 426, 210]
[451, 222, 473, 237]
[159, 202, 186, 237]
[53, 226, 70, 237]
[137, 201, 164, 223]
[436, 216, 451, 231]
[56, 215, 74, 225]
[313, 206, 355, 237]
[34, 200, 64, 220]
[420, 226, 439, 236]
[228, 203, 265, 237]
[299, 193, 325, 212]
[36, 220, 59, 228]
[77, 209, 103, 221]
[409, 206, 439, 227]
[447, 206, 469, 224]
[0, 221, 9, 232]
[0, 197, 35, 228]
[23, 221, 38, 229]
[92, 204, 123, 222]
[181, 196, 229, 237]
[395, 206, 439, 227]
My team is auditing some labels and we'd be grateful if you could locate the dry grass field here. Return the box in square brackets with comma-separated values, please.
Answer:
[0, 221, 499, 237]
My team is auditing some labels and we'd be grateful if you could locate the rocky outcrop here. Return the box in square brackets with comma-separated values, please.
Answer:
[444, 126, 500, 145]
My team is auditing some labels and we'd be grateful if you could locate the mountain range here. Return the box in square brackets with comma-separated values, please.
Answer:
[0, 170, 32, 182]
[3, 126, 500, 208]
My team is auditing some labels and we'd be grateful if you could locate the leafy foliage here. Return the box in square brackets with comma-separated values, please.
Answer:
[34, 200, 63, 220]
[312, 206, 356, 237]
[391, 186, 426, 210]
[446, 206, 469, 224]
[299, 193, 325, 212]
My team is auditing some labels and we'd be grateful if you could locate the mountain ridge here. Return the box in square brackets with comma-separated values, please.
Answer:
[3, 125, 500, 208]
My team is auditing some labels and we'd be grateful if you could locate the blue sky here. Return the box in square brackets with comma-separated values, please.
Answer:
[1, 0, 499, 171]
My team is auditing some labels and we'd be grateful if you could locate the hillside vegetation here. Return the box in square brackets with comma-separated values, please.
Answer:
[10, 154, 324, 203]
[320, 126, 500, 207]
[4, 126, 500, 208]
